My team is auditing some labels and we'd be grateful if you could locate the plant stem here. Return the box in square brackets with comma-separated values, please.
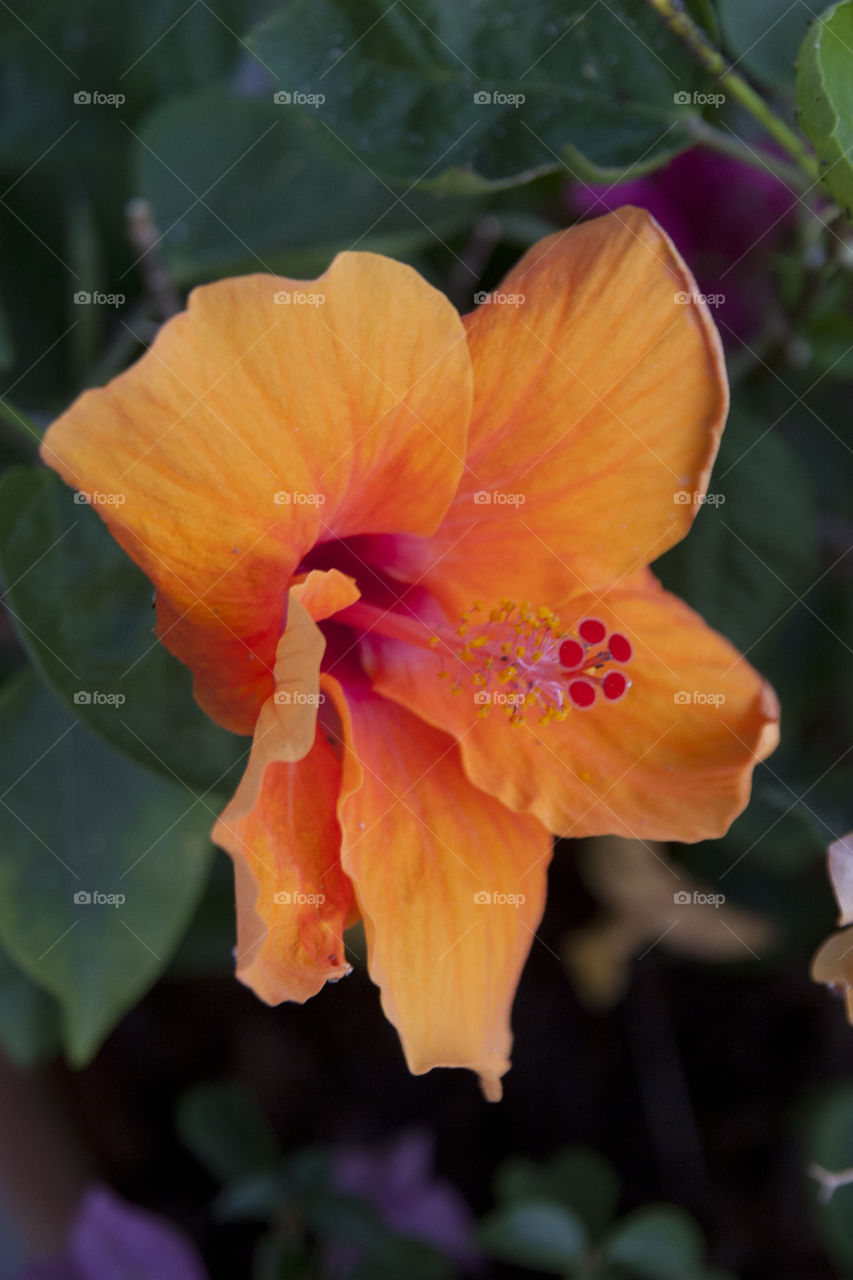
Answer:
[684, 118, 809, 190]
[644, 0, 820, 182]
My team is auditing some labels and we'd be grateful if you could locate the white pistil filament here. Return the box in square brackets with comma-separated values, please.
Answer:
[437, 599, 633, 725]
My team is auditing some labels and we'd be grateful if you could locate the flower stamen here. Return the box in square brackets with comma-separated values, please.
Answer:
[447, 602, 633, 725]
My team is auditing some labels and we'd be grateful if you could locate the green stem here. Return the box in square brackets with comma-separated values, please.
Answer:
[644, 0, 820, 182]
[684, 118, 809, 189]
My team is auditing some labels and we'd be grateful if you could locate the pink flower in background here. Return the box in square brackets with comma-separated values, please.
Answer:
[570, 147, 798, 344]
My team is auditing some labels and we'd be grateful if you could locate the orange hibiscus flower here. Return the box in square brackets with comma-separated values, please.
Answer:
[41, 208, 779, 1099]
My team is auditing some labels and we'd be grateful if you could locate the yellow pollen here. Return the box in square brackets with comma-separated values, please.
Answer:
[440, 598, 632, 724]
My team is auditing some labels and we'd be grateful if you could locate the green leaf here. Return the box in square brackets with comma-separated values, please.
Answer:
[0, 943, 61, 1067]
[213, 1171, 291, 1223]
[804, 1085, 853, 1273]
[307, 1194, 455, 1279]
[602, 1205, 705, 1278]
[253, 1233, 310, 1280]
[248, 0, 706, 191]
[495, 1148, 619, 1240]
[654, 407, 818, 658]
[803, 309, 853, 381]
[478, 1200, 587, 1272]
[136, 91, 482, 283]
[797, 1, 853, 220]
[720, 0, 814, 89]
[176, 1081, 282, 1184]
[0, 670, 214, 1063]
[0, 467, 246, 795]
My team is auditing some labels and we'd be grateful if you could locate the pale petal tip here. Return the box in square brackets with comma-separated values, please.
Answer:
[479, 1070, 504, 1103]
[828, 832, 853, 926]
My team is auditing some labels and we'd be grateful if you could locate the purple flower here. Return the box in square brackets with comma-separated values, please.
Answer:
[333, 1129, 478, 1267]
[17, 1185, 208, 1280]
[570, 146, 798, 343]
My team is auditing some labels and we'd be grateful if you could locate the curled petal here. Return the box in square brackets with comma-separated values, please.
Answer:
[325, 676, 551, 1099]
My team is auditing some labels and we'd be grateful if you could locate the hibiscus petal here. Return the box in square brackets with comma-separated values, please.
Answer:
[812, 930, 853, 1023]
[363, 571, 778, 843]
[292, 567, 360, 622]
[41, 255, 471, 732]
[379, 207, 727, 617]
[324, 675, 551, 1099]
[212, 720, 354, 1005]
[227, 594, 327, 820]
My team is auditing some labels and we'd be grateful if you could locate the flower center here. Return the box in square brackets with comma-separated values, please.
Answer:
[437, 600, 632, 725]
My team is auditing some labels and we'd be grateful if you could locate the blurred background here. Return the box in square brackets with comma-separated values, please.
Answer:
[1, 1, 853, 1277]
